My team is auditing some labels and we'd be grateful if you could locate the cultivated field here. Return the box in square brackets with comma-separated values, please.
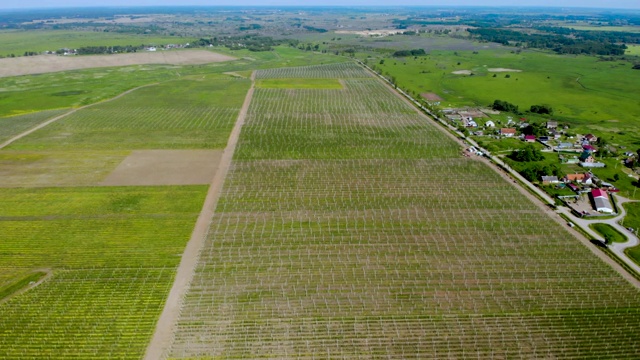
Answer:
[0, 186, 207, 358]
[0, 69, 252, 357]
[165, 63, 640, 358]
[0, 50, 235, 78]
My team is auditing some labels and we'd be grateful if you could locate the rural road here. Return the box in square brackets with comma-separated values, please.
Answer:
[558, 195, 640, 275]
[0, 83, 160, 150]
[356, 60, 640, 287]
[143, 72, 255, 359]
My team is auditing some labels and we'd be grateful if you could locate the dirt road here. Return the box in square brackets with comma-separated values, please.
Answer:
[143, 72, 255, 360]
[0, 83, 159, 150]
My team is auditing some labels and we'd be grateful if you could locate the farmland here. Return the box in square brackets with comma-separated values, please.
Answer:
[0, 186, 207, 358]
[166, 63, 640, 358]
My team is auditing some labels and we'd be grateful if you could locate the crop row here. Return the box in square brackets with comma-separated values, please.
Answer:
[236, 79, 459, 160]
[0, 109, 67, 144]
[8, 78, 251, 151]
[255, 62, 371, 79]
[0, 268, 174, 359]
[167, 64, 640, 358]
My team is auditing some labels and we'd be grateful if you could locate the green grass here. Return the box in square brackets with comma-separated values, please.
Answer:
[590, 223, 627, 243]
[626, 44, 640, 55]
[256, 78, 343, 89]
[0, 29, 187, 57]
[562, 26, 640, 33]
[0, 271, 47, 301]
[622, 202, 640, 231]
[625, 246, 640, 266]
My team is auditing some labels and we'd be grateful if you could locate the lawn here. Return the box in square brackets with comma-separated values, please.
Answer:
[590, 223, 627, 243]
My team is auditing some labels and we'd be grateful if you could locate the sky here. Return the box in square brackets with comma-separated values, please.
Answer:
[1, 1, 639, 10]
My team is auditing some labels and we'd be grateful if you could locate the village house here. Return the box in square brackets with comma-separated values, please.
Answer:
[579, 150, 595, 163]
[584, 134, 598, 143]
[524, 135, 536, 143]
[546, 120, 558, 129]
[484, 120, 495, 128]
[564, 173, 586, 182]
[500, 128, 516, 137]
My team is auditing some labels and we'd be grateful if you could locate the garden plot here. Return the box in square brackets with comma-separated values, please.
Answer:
[165, 63, 640, 358]
[101, 150, 222, 186]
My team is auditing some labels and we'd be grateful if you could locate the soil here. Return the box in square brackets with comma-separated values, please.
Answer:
[0, 50, 236, 78]
[452, 70, 472, 75]
[99, 150, 222, 186]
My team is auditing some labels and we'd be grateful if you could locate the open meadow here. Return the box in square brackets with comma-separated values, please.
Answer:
[165, 63, 640, 358]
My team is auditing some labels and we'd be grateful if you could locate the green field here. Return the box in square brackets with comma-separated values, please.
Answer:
[167, 63, 640, 358]
[369, 49, 640, 148]
[0, 109, 68, 144]
[7, 76, 251, 151]
[562, 25, 640, 33]
[0, 30, 186, 57]
[626, 44, 640, 55]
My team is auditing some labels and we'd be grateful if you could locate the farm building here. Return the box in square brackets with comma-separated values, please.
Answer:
[590, 189, 613, 213]
[546, 120, 558, 129]
[524, 135, 536, 142]
[538, 136, 550, 142]
[541, 176, 560, 185]
[557, 142, 574, 150]
[500, 128, 516, 137]
[484, 120, 495, 128]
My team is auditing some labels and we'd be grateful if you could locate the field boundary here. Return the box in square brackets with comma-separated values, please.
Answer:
[143, 71, 256, 360]
[0, 83, 159, 150]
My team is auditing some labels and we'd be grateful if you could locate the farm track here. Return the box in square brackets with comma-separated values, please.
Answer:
[0, 83, 160, 150]
[144, 72, 256, 360]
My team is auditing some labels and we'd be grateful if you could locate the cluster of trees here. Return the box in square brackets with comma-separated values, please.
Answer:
[468, 28, 627, 56]
[506, 145, 563, 182]
[509, 144, 545, 162]
[392, 49, 426, 57]
[188, 35, 288, 52]
[75, 45, 146, 55]
[491, 99, 519, 113]
[530, 104, 553, 115]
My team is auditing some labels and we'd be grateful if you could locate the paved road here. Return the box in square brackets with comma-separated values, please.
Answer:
[558, 195, 640, 275]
